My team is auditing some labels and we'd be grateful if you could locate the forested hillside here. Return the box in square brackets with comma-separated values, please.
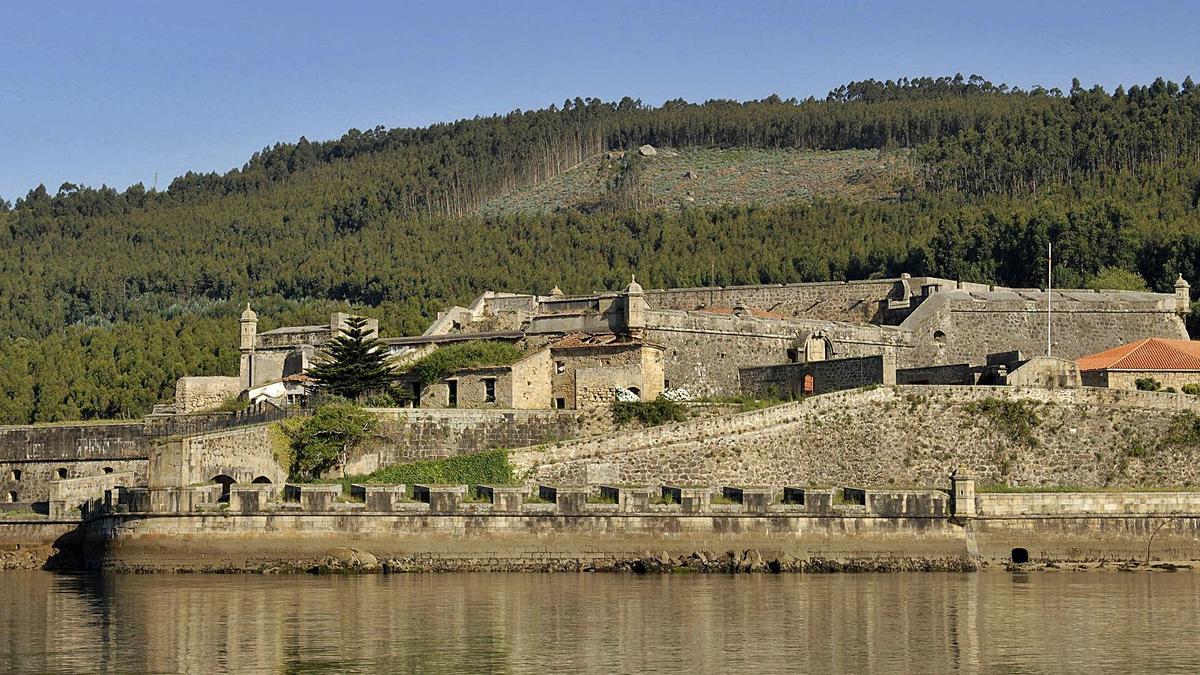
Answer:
[2, 74, 1200, 424]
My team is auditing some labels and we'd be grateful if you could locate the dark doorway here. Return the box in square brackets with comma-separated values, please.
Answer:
[252, 476, 272, 484]
[447, 380, 458, 407]
[212, 475, 236, 502]
[1011, 547, 1030, 564]
[802, 374, 815, 395]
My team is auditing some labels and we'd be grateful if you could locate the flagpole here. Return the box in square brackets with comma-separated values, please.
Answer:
[1047, 242, 1052, 357]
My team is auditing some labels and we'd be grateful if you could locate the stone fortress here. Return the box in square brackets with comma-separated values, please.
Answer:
[1, 271, 1194, 510]
[8, 271, 1200, 572]
[225, 272, 1189, 410]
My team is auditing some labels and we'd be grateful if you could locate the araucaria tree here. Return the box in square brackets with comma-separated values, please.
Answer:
[308, 316, 396, 399]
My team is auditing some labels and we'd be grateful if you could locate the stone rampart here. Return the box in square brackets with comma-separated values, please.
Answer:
[511, 385, 1200, 490]
[348, 408, 583, 474]
[900, 290, 1188, 367]
[642, 279, 902, 323]
[643, 309, 908, 396]
[79, 508, 1200, 572]
[150, 424, 283, 489]
[739, 355, 894, 397]
[975, 491, 1200, 516]
[47, 471, 136, 519]
[174, 376, 242, 414]
[0, 422, 149, 504]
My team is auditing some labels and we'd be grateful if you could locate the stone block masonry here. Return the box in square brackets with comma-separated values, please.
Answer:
[739, 355, 894, 398]
[0, 422, 149, 504]
[347, 408, 584, 474]
[511, 385, 1200, 490]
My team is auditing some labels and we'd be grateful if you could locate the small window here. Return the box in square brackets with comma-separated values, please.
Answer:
[102, 467, 114, 474]
[9, 469, 20, 482]
[628, 387, 641, 400]
[786, 348, 799, 363]
[409, 381, 422, 407]
[933, 330, 947, 343]
[483, 378, 496, 403]
[447, 380, 458, 408]
[6, 491, 15, 503]
[56, 468, 68, 480]
[555, 361, 566, 374]
[554, 397, 566, 409]
[664, 379, 671, 389]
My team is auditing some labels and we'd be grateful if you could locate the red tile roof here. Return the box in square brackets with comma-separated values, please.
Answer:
[1077, 338, 1200, 372]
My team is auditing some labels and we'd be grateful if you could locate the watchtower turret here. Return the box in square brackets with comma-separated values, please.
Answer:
[624, 274, 647, 338]
[1174, 274, 1191, 315]
[239, 303, 258, 352]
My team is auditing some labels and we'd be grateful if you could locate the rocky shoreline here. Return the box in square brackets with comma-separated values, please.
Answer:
[69, 547, 1195, 575]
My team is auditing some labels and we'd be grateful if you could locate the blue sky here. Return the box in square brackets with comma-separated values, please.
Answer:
[1, 0, 1198, 200]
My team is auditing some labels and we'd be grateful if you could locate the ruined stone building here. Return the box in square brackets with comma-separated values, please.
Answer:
[195, 272, 1189, 410]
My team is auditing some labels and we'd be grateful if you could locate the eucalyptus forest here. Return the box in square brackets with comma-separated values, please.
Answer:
[2, 74, 1200, 424]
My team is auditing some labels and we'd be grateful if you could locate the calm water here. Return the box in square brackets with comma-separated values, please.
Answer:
[2, 571, 1198, 673]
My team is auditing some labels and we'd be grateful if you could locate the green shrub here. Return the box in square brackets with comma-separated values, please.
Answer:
[612, 398, 688, 426]
[357, 449, 514, 489]
[281, 402, 377, 480]
[400, 341, 525, 385]
[361, 392, 399, 407]
[1182, 383, 1200, 396]
[1166, 412, 1200, 447]
[1136, 377, 1163, 392]
[965, 397, 1041, 446]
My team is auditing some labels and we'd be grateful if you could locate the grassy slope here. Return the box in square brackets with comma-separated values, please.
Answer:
[477, 147, 914, 215]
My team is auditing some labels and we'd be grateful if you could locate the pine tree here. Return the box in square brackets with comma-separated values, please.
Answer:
[308, 317, 396, 400]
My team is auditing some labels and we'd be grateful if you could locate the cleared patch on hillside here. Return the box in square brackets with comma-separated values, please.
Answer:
[477, 147, 914, 215]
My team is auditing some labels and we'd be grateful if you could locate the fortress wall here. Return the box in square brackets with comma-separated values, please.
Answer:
[739, 355, 894, 398]
[174, 376, 242, 413]
[902, 294, 1188, 367]
[0, 422, 150, 504]
[975, 491, 1200, 516]
[644, 310, 909, 396]
[150, 424, 283, 489]
[80, 511, 1200, 572]
[512, 385, 1200, 490]
[642, 279, 901, 323]
[346, 409, 585, 475]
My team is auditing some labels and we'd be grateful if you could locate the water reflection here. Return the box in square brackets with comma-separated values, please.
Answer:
[0, 571, 1197, 672]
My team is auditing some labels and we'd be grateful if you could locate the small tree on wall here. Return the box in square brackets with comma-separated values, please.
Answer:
[283, 402, 377, 479]
[308, 316, 396, 400]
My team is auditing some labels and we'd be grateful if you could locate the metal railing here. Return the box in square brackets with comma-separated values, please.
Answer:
[144, 400, 303, 437]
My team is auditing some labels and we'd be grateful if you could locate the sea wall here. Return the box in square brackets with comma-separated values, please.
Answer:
[0, 422, 149, 504]
[78, 509, 1200, 573]
[511, 385, 1200, 489]
[974, 491, 1200, 516]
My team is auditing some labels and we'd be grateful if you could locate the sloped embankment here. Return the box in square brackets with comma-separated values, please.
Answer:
[511, 386, 1200, 489]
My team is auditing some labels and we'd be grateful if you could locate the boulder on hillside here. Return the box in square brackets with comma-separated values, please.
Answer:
[683, 170, 697, 179]
[638, 144, 657, 157]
